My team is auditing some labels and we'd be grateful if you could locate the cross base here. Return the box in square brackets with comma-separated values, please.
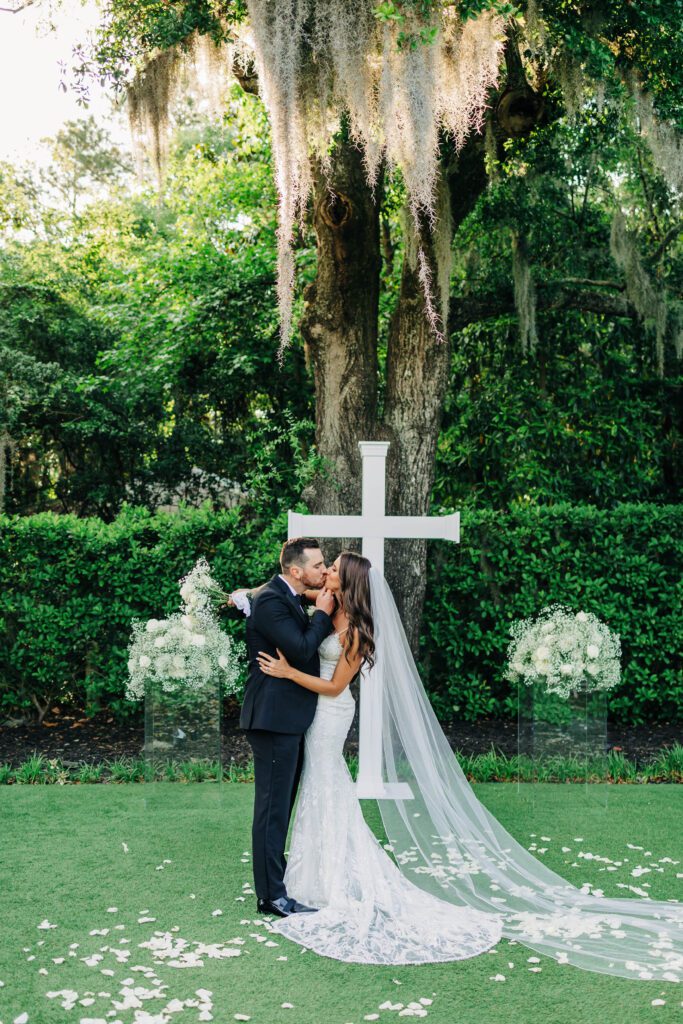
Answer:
[356, 780, 414, 801]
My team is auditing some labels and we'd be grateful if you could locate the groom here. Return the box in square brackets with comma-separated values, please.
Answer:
[241, 537, 335, 918]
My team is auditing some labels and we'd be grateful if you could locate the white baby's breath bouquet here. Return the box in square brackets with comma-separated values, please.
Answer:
[505, 604, 621, 699]
[126, 558, 245, 701]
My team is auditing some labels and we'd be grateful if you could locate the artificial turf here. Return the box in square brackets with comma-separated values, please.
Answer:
[1, 782, 682, 1024]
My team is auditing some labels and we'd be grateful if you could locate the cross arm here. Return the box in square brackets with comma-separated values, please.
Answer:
[288, 512, 460, 544]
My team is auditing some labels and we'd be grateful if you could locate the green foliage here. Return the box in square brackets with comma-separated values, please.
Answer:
[1, 503, 680, 727]
[3, 746, 682, 783]
[421, 503, 682, 727]
[0, 95, 313, 517]
[435, 322, 682, 507]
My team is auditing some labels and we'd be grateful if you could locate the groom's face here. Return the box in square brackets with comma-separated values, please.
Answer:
[292, 547, 327, 589]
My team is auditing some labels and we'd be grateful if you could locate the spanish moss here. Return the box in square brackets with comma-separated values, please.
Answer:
[512, 232, 538, 353]
[610, 207, 668, 376]
[243, 0, 504, 344]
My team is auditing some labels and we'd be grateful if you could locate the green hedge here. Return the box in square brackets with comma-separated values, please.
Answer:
[422, 503, 682, 726]
[1, 503, 681, 726]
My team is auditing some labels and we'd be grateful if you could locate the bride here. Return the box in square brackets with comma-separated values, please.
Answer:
[252, 552, 683, 980]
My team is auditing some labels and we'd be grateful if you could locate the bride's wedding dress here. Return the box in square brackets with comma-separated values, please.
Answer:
[272, 630, 504, 964]
[271, 570, 683, 980]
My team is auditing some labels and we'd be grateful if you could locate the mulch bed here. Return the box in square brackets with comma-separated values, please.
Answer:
[1, 699, 680, 769]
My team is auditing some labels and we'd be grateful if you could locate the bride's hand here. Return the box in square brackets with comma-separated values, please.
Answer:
[257, 648, 293, 679]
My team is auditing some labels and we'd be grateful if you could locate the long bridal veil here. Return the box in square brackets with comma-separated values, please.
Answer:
[368, 568, 683, 983]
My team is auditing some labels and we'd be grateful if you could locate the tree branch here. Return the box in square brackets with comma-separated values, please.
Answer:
[652, 222, 683, 263]
[451, 284, 634, 331]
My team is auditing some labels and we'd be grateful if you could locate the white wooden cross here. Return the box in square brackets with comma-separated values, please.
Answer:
[288, 441, 460, 800]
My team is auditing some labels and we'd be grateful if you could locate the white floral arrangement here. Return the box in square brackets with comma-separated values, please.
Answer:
[126, 558, 245, 701]
[504, 604, 621, 699]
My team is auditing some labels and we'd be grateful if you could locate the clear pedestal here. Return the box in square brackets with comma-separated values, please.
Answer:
[517, 680, 609, 808]
[144, 681, 223, 808]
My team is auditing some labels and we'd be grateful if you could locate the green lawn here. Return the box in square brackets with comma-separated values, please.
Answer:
[1, 783, 682, 1024]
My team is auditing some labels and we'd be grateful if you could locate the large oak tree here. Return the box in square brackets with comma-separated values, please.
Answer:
[69, 0, 682, 646]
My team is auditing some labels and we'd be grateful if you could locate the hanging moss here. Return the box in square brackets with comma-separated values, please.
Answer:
[125, 4, 504, 342]
[243, 1, 504, 344]
[125, 29, 242, 184]
[629, 78, 683, 195]
[511, 232, 538, 353]
[609, 207, 669, 376]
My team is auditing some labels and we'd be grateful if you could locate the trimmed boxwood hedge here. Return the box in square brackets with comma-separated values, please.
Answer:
[422, 503, 682, 726]
[1, 502, 680, 726]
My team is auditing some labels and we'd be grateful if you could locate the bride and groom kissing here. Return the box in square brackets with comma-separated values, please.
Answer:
[231, 536, 503, 963]
[229, 538, 683, 974]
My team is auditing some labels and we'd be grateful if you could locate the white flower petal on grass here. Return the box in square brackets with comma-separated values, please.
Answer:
[211, 910, 223, 917]
[490, 974, 506, 982]
[651, 999, 666, 1006]
[13, 1013, 29, 1023]
[363, 1016, 379, 1021]
[234, 1016, 251, 1022]
[37, 919, 57, 930]
[122, 843, 129, 854]
[419, 999, 433, 1006]
[281, 1003, 294, 1009]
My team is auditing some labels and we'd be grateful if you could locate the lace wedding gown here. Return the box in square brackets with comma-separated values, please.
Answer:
[270, 631, 504, 964]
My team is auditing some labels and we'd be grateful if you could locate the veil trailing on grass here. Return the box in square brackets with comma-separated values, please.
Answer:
[368, 568, 683, 983]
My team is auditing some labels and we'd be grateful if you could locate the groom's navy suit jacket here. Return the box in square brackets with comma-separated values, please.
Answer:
[240, 574, 333, 734]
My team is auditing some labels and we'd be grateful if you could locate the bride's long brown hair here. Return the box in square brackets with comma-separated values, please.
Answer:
[338, 551, 375, 670]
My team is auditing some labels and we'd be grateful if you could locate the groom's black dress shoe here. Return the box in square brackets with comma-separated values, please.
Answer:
[257, 897, 318, 917]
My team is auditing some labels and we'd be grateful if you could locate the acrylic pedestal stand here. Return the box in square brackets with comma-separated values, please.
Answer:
[517, 681, 609, 809]
[144, 681, 223, 810]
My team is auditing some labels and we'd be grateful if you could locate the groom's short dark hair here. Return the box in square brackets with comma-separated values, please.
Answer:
[280, 537, 320, 573]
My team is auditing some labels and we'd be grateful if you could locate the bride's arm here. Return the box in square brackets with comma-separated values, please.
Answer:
[223, 581, 268, 616]
[257, 635, 362, 697]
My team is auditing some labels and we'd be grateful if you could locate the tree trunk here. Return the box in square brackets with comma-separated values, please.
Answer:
[383, 221, 452, 652]
[299, 30, 544, 647]
[382, 129, 492, 652]
[300, 143, 381, 555]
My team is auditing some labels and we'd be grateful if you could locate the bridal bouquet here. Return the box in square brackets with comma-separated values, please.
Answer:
[126, 558, 245, 701]
[504, 604, 621, 699]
